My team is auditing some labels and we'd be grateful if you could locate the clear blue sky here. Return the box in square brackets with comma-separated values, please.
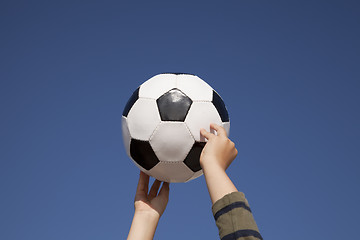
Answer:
[1, 1, 359, 239]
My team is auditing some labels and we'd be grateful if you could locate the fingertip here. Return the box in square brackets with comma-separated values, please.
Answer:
[200, 128, 207, 136]
[159, 182, 170, 197]
[210, 123, 226, 136]
[137, 171, 150, 192]
[139, 171, 149, 180]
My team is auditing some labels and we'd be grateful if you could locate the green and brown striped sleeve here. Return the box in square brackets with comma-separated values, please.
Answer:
[212, 192, 262, 240]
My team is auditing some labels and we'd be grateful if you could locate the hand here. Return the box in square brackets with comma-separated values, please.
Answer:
[200, 123, 238, 204]
[134, 171, 170, 217]
[200, 123, 238, 172]
[127, 172, 170, 240]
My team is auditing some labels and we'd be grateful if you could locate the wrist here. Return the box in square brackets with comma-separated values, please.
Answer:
[201, 159, 226, 174]
[128, 210, 160, 240]
[134, 209, 160, 222]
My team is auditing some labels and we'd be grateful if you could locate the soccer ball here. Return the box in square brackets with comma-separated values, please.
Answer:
[121, 73, 230, 182]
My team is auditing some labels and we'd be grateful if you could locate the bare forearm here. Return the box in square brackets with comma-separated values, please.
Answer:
[203, 164, 238, 204]
[127, 211, 160, 240]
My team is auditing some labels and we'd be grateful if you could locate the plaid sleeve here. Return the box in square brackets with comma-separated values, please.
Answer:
[212, 192, 262, 240]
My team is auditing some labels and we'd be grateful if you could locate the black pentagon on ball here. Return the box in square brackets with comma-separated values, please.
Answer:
[123, 87, 139, 117]
[212, 90, 229, 122]
[156, 88, 192, 121]
[130, 139, 159, 170]
[184, 142, 206, 172]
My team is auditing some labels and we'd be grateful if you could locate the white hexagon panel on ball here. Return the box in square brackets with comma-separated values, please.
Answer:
[176, 74, 213, 101]
[149, 122, 195, 163]
[186, 170, 204, 182]
[149, 161, 195, 183]
[126, 98, 161, 141]
[222, 121, 230, 137]
[121, 116, 131, 157]
[139, 74, 177, 99]
[185, 102, 223, 142]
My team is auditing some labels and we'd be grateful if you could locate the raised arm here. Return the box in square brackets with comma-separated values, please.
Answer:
[127, 171, 170, 240]
[200, 124, 262, 240]
[200, 123, 238, 204]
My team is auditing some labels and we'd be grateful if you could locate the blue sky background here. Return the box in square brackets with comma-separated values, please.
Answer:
[1, 1, 359, 239]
